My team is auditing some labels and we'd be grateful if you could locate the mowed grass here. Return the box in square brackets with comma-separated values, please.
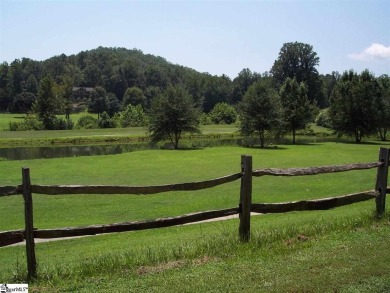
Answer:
[1, 142, 388, 230]
[0, 112, 238, 146]
[0, 142, 390, 291]
[0, 113, 26, 130]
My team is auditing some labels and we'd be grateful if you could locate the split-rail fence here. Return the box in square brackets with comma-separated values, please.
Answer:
[0, 147, 389, 280]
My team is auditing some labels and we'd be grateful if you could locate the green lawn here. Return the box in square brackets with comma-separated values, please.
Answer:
[0, 112, 239, 147]
[0, 142, 389, 291]
[0, 113, 26, 130]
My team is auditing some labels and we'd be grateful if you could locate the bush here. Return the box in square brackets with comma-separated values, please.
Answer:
[8, 115, 43, 131]
[52, 117, 74, 130]
[98, 111, 116, 128]
[315, 109, 332, 129]
[76, 115, 98, 129]
[209, 103, 237, 124]
[8, 115, 73, 131]
[119, 104, 147, 127]
[200, 113, 212, 125]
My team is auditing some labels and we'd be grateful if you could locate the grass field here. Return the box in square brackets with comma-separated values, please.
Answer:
[0, 113, 97, 131]
[0, 112, 241, 147]
[1, 142, 390, 291]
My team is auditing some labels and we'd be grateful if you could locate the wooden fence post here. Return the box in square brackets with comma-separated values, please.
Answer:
[375, 148, 390, 215]
[239, 155, 252, 242]
[22, 167, 37, 280]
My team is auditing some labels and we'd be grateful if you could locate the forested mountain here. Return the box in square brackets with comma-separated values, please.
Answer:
[2, 45, 389, 143]
[0, 46, 268, 114]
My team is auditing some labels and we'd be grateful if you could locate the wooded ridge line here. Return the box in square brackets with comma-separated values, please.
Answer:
[0, 161, 382, 197]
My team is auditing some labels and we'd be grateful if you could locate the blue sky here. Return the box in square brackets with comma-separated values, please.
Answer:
[1, 0, 389, 78]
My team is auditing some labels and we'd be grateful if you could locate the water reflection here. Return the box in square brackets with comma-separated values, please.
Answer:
[0, 136, 340, 161]
[0, 143, 157, 161]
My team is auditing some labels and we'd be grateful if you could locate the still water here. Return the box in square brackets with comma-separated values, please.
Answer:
[0, 136, 339, 161]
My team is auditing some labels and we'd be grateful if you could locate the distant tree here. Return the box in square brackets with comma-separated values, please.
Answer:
[109, 66, 128, 100]
[329, 70, 380, 143]
[25, 74, 39, 95]
[105, 93, 121, 117]
[62, 78, 74, 119]
[64, 64, 84, 86]
[11, 92, 36, 113]
[88, 86, 107, 118]
[376, 75, 390, 140]
[119, 104, 147, 127]
[144, 86, 161, 108]
[320, 71, 340, 108]
[52, 77, 73, 119]
[271, 42, 323, 107]
[239, 80, 282, 147]
[98, 111, 116, 128]
[145, 65, 169, 88]
[280, 78, 313, 144]
[203, 74, 232, 112]
[209, 102, 237, 124]
[82, 64, 102, 87]
[148, 85, 201, 149]
[0, 62, 11, 111]
[122, 87, 146, 109]
[232, 68, 261, 104]
[315, 108, 332, 129]
[32, 76, 58, 129]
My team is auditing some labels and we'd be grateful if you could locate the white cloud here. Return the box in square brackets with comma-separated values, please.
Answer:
[348, 43, 390, 61]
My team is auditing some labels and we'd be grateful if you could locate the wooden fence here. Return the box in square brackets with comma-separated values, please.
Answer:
[0, 148, 389, 280]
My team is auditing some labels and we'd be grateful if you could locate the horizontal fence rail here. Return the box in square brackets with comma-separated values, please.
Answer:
[30, 173, 242, 195]
[251, 190, 378, 214]
[0, 173, 242, 197]
[0, 208, 239, 245]
[0, 186, 21, 196]
[34, 208, 239, 239]
[0, 148, 389, 281]
[252, 162, 382, 177]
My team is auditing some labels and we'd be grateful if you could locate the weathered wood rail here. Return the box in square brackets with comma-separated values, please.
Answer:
[0, 148, 389, 280]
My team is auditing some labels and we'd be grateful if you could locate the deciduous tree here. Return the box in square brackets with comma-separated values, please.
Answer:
[376, 75, 390, 141]
[209, 102, 237, 124]
[280, 78, 313, 144]
[271, 42, 323, 107]
[122, 87, 146, 109]
[148, 85, 201, 149]
[33, 76, 58, 129]
[239, 80, 281, 147]
[329, 70, 380, 143]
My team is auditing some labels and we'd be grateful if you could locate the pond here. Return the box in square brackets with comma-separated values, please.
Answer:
[0, 136, 340, 161]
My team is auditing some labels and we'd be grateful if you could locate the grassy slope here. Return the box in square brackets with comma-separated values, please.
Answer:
[0, 142, 389, 291]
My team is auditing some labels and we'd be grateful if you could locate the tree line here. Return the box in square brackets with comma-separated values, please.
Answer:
[1, 43, 389, 146]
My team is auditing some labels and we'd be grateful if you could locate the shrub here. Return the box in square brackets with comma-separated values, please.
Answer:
[119, 104, 147, 127]
[315, 109, 332, 129]
[52, 117, 74, 130]
[209, 103, 237, 124]
[8, 115, 43, 131]
[200, 113, 212, 125]
[98, 111, 116, 128]
[76, 115, 98, 129]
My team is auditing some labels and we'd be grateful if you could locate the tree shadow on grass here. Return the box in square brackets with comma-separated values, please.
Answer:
[342, 140, 390, 146]
[242, 145, 288, 150]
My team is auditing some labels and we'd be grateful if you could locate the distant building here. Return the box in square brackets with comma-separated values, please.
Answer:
[72, 87, 94, 100]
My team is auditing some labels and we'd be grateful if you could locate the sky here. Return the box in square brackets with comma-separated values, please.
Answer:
[0, 0, 389, 79]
